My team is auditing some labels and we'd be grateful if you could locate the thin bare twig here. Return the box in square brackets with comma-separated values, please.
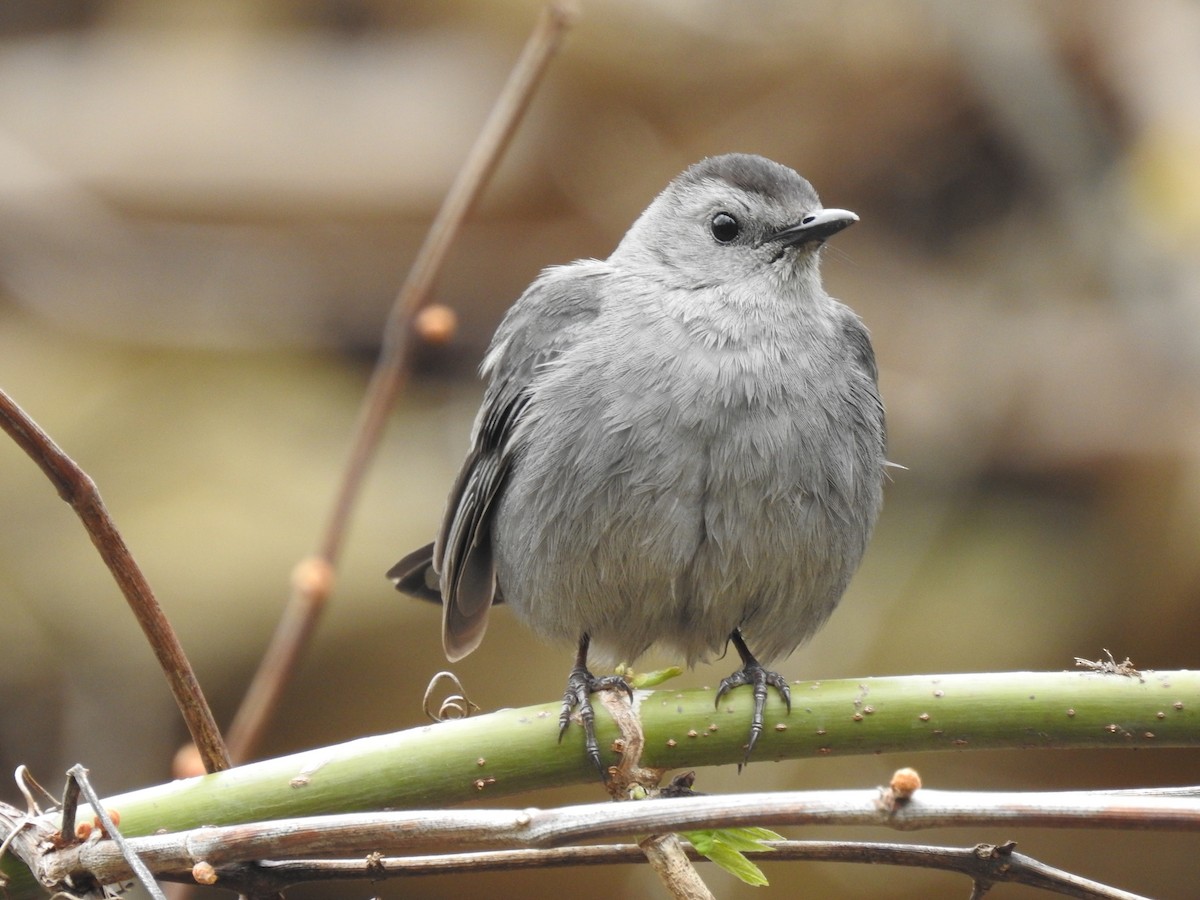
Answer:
[65, 765, 166, 900]
[639, 833, 715, 900]
[216, 840, 1150, 899]
[223, 0, 580, 765]
[0, 389, 230, 774]
[14, 768, 55, 819]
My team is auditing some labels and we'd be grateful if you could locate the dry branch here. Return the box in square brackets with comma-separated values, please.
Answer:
[23, 787, 1196, 897]
[0, 388, 230, 775]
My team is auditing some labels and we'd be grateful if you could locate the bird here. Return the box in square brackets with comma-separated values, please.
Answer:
[390, 153, 886, 776]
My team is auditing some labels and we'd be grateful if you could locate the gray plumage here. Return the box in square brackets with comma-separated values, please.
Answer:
[391, 153, 885, 768]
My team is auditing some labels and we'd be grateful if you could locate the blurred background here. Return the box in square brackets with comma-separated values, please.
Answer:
[1, 1, 1198, 897]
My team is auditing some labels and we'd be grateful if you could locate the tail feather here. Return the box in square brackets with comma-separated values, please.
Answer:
[387, 542, 441, 604]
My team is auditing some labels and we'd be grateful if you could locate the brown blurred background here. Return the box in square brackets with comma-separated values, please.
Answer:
[1, 1, 1198, 897]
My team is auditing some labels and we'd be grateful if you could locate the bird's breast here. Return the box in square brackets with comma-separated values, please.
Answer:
[494, 305, 881, 663]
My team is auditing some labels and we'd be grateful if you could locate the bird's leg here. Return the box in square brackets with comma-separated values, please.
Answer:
[559, 633, 634, 778]
[715, 629, 792, 764]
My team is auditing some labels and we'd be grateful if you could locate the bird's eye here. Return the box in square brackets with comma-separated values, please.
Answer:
[710, 212, 740, 244]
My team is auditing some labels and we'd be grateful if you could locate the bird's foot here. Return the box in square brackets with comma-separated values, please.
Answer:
[715, 660, 792, 764]
[660, 770, 704, 798]
[559, 665, 634, 779]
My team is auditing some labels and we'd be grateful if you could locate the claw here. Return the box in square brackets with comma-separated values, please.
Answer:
[559, 634, 633, 779]
[715, 630, 792, 764]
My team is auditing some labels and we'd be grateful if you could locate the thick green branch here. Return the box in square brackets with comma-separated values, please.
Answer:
[43, 671, 1200, 826]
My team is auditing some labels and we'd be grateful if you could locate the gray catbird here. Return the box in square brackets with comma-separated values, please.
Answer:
[391, 153, 886, 774]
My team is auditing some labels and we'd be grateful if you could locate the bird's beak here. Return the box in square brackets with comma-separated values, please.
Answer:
[770, 208, 858, 246]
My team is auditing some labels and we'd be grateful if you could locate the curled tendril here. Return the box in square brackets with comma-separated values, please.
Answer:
[422, 671, 480, 722]
[14, 766, 56, 816]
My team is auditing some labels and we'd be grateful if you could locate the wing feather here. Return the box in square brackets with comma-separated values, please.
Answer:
[390, 262, 609, 660]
